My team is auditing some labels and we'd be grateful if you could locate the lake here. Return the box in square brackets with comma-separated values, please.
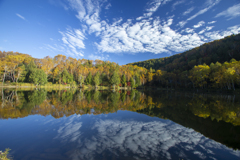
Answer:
[0, 89, 240, 160]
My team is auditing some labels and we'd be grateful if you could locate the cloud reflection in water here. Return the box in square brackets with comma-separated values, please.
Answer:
[55, 114, 240, 160]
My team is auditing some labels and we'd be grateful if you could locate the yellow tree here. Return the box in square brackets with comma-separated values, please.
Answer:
[41, 57, 54, 78]
[189, 64, 210, 88]
[5, 55, 25, 82]
[224, 67, 236, 90]
[52, 67, 60, 83]
[155, 70, 163, 83]
[147, 72, 154, 84]
[0, 59, 8, 84]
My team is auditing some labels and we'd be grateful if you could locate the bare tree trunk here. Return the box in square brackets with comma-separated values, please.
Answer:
[1, 88, 4, 108]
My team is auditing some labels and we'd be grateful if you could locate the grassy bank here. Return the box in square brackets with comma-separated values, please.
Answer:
[0, 82, 134, 90]
[82, 85, 132, 90]
[0, 82, 77, 89]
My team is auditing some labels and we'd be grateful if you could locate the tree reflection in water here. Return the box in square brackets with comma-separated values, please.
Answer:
[1, 89, 240, 150]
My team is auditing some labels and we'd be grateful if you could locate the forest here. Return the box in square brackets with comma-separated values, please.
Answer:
[0, 33, 240, 90]
[129, 33, 240, 90]
[0, 51, 148, 88]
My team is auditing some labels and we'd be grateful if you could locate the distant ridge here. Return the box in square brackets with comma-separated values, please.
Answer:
[128, 33, 240, 73]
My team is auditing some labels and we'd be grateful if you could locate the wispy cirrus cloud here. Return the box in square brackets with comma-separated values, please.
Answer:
[138, 0, 172, 19]
[178, 0, 221, 27]
[215, 3, 240, 20]
[16, 13, 26, 20]
[44, 0, 240, 59]
[172, 0, 185, 11]
[182, 7, 194, 15]
[59, 27, 85, 56]
[43, 27, 85, 57]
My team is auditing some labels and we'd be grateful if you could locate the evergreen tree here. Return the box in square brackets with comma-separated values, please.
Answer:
[110, 71, 120, 90]
[78, 74, 84, 87]
[93, 72, 100, 88]
[135, 75, 140, 87]
[62, 69, 73, 84]
[85, 72, 92, 85]
[29, 69, 47, 85]
[121, 74, 127, 87]
[26, 60, 37, 70]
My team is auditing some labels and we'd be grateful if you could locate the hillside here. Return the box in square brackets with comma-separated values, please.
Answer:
[128, 33, 240, 73]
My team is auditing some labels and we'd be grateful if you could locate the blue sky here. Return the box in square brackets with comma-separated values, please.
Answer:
[0, 0, 240, 65]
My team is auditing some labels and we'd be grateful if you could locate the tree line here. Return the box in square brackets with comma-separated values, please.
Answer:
[149, 59, 240, 90]
[0, 51, 148, 88]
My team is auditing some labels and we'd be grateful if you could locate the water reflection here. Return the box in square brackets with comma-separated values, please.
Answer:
[0, 89, 240, 159]
[53, 114, 239, 160]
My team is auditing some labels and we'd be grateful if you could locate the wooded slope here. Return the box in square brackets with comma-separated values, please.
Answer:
[128, 33, 240, 73]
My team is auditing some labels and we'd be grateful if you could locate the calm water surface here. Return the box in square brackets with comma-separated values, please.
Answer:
[0, 89, 240, 160]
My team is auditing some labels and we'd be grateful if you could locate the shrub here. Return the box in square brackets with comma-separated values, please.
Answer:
[0, 148, 11, 160]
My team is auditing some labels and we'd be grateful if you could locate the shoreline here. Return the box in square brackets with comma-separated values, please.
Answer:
[1, 84, 240, 94]
[0, 84, 133, 90]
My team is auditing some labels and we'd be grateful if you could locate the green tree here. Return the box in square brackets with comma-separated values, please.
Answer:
[121, 74, 127, 87]
[85, 72, 92, 85]
[135, 75, 140, 87]
[93, 72, 100, 88]
[93, 90, 100, 103]
[62, 69, 73, 84]
[130, 77, 135, 88]
[110, 71, 120, 90]
[78, 74, 84, 87]
[121, 91, 126, 102]
[26, 60, 37, 70]
[29, 69, 47, 85]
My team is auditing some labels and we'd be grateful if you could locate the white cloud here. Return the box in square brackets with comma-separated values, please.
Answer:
[206, 26, 214, 31]
[181, 28, 195, 33]
[95, 17, 206, 54]
[188, 0, 220, 21]
[172, 0, 185, 10]
[204, 25, 240, 40]
[183, 7, 194, 15]
[47, 0, 240, 57]
[143, 0, 172, 18]
[44, 27, 85, 57]
[105, 3, 111, 10]
[193, 21, 205, 28]
[208, 21, 216, 24]
[178, 0, 221, 27]
[59, 27, 85, 56]
[199, 29, 206, 34]
[215, 3, 240, 20]
[89, 54, 109, 60]
[16, 13, 26, 20]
